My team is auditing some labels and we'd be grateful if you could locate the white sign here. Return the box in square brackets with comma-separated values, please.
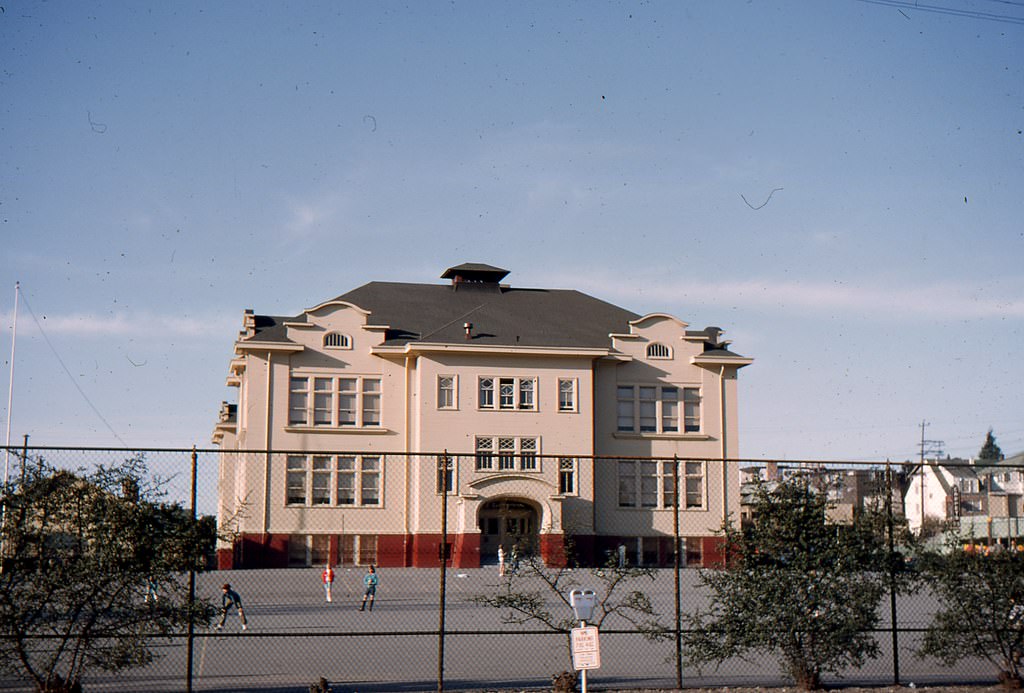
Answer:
[571, 626, 601, 670]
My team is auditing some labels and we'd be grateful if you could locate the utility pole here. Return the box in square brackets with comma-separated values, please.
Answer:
[916, 420, 944, 533]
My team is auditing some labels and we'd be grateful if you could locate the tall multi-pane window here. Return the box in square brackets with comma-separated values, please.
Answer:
[287, 374, 382, 428]
[618, 459, 704, 509]
[638, 387, 657, 432]
[662, 461, 676, 508]
[519, 378, 534, 409]
[618, 460, 636, 507]
[559, 458, 576, 494]
[499, 378, 515, 409]
[286, 455, 307, 504]
[558, 379, 577, 412]
[362, 379, 381, 426]
[338, 378, 357, 425]
[617, 387, 635, 431]
[617, 385, 699, 434]
[479, 376, 537, 410]
[479, 378, 494, 408]
[639, 461, 658, 507]
[436, 455, 454, 493]
[438, 376, 456, 409]
[498, 438, 516, 470]
[360, 456, 380, 505]
[289, 378, 309, 425]
[683, 389, 701, 432]
[285, 454, 382, 507]
[311, 455, 332, 505]
[313, 378, 333, 425]
[475, 437, 493, 471]
[475, 436, 539, 471]
[661, 387, 679, 432]
[336, 457, 356, 505]
[684, 461, 704, 507]
[520, 438, 537, 470]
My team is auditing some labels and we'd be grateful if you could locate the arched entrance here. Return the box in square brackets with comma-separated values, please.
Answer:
[478, 498, 539, 563]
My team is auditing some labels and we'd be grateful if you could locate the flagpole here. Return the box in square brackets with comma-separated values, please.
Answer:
[1, 281, 19, 571]
[3, 281, 19, 490]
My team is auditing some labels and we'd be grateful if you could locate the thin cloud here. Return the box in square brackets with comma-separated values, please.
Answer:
[283, 191, 346, 238]
[1, 310, 234, 339]
[565, 273, 1024, 321]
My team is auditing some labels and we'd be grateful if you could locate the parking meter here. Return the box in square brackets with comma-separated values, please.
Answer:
[570, 588, 597, 624]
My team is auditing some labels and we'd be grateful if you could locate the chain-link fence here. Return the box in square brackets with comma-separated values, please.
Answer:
[1, 445, 1020, 692]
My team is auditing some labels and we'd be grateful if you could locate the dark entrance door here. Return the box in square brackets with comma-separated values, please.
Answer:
[478, 499, 538, 562]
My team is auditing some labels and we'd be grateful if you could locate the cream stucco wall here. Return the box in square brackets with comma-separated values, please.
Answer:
[215, 301, 750, 558]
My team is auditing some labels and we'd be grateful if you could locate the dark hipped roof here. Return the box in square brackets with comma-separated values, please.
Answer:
[241, 269, 642, 349]
[333, 281, 640, 348]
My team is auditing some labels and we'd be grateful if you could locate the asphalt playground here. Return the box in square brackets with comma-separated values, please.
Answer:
[0, 567, 997, 692]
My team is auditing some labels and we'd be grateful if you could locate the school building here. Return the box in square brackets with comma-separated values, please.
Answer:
[212, 263, 753, 569]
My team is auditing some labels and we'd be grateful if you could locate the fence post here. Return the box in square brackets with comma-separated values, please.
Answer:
[437, 452, 450, 693]
[186, 446, 198, 693]
[673, 456, 682, 690]
[886, 464, 900, 685]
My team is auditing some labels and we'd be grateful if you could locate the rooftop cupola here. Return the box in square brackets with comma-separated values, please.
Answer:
[441, 263, 510, 291]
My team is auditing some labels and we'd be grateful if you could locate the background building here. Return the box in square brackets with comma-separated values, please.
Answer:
[213, 264, 753, 569]
[904, 452, 1024, 544]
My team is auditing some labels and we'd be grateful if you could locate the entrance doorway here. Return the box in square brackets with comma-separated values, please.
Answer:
[478, 499, 538, 563]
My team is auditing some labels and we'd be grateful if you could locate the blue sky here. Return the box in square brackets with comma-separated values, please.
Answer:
[2, 1, 1023, 495]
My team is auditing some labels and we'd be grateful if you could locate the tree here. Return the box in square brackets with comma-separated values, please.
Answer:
[469, 536, 668, 671]
[681, 477, 888, 690]
[916, 541, 1024, 687]
[0, 455, 215, 692]
[979, 429, 1005, 463]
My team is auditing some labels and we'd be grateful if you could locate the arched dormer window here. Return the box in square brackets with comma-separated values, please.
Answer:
[323, 332, 352, 349]
[646, 342, 671, 360]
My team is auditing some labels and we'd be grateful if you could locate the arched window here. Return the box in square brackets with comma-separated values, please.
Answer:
[323, 332, 352, 349]
[646, 342, 671, 359]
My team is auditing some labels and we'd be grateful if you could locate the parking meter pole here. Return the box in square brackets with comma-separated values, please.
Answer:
[579, 619, 588, 693]
[570, 587, 598, 693]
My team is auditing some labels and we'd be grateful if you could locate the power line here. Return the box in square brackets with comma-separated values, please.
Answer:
[18, 290, 128, 447]
[852, 0, 1024, 24]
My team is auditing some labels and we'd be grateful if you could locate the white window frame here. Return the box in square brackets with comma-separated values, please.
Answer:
[285, 454, 382, 507]
[617, 459, 705, 510]
[437, 375, 458, 410]
[474, 436, 540, 471]
[558, 378, 577, 412]
[288, 374, 382, 428]
[617, 384, 700, 434]
[478, 376, 538, 411]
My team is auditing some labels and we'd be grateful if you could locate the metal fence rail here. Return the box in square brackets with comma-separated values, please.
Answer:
[0, 445, 1018, 692]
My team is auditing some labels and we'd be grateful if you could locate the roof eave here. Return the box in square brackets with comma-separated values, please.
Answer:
[372, 342, 615, 358]
[235, 340, 304, 354]
[691, 354, 754, 369]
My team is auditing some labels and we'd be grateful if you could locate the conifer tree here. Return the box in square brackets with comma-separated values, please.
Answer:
[979, 428, 1004, 462]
